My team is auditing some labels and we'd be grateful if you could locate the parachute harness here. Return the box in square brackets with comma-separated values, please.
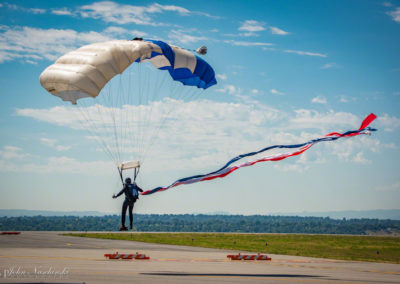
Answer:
[142, 113, 377, 195]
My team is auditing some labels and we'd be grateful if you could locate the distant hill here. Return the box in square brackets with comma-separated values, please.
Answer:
[275, 210, 400, 220]
[0, 209, 399, 220]
[1, 214, 400, 235]
[0, 209, 109, 217]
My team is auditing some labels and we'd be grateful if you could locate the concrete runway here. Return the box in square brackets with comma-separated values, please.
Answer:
[0, 232, 399, 283]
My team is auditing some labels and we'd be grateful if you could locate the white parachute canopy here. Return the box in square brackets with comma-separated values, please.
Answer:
[39, 39, 217, 176]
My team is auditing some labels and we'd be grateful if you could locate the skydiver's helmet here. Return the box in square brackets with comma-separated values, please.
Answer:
[125, 177, 132, 184]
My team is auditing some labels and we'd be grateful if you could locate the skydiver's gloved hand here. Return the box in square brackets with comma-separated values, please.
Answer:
[112, 194, 117, 199]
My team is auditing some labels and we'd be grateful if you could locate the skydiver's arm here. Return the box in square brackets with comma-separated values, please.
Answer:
[137, 185, 143, 192]
[113, 186, 126, 198]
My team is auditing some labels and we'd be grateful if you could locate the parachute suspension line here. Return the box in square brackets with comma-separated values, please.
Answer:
[73, 99, 119, 167]
[138, 65, 170, 162]
[98, 85, 120, 165]
[97, 86, 121, 166]
[140, 85, 203, 166]
[140, 63, 160, 162]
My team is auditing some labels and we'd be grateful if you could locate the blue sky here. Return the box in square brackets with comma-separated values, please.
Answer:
[0, 0, 399, 215]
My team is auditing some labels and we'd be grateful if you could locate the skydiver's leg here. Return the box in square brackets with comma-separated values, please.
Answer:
[121, 200, 128, 228]
[128, 202, 134, 229]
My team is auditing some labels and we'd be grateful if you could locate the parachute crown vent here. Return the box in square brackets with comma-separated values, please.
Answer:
[118, 160, 140, 170]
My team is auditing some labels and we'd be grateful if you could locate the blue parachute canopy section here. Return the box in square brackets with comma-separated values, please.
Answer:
[144, 39, 217, 89]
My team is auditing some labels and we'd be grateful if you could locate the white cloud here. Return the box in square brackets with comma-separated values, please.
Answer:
[103, 26, 147, 38]
[270, 89, 284, 96]
[224, 40, 273, 47]
[216, 74, 227, 80]
[352, 152, 370, 164]
[168, 30, 207, 45]
[339, 95, 349, 103]
[338, 95, 356, 103]
[289, 109, 360, 130]
[40, 138, 71, 151]
[274, 164, 309, 172]
[284, 50, 327, 57]
[239, 20, 266, 33]
[376, 113, 400, 132]
[16, 100, 385, 173]
[2, 3, 46, 14]
[251, 89, 259, 94]
[311, 96, 327, 104]
[0, 155, 112, 175]
[383, 2, 393, 7]
[321, 62, 340, 69]
[216, 85, 237, 95]
[270, 26, 289, 35]
[29, 8, 46, 14]
[387, 7, 400, 23]
[78, 1, 205, 25]
[376, 181, 400, 192]
[0, 146, 29, 160]
[0, 25, 146, 63]
[51, 8, 74, 16]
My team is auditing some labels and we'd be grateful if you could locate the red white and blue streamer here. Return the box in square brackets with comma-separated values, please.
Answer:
[142, 113, 377, 195]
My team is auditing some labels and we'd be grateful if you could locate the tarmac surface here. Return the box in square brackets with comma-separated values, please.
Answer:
[0, 231, 399, 283]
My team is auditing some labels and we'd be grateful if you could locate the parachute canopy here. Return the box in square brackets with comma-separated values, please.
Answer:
[39, 39, 217, 174]
[40, 39, 217, 104]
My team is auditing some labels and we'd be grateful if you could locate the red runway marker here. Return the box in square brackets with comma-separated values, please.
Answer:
[104, 251, 150, 260]
[227, 253, 271, 261]
[1, 231, 21, 235]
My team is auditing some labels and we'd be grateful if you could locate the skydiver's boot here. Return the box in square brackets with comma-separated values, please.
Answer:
[129, 223, 133, 230]
[119, 225, 128, 231]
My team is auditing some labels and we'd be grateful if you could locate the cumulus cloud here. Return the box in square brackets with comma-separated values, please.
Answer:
[76, 1, 221, 26]
[0, 146, 29, 160]
[376, 113, 400, 131]
[270, 89, 284, 96]
[168, 30, 207, 44]
[216, 74, 227, 80]
[15, 99, 387, 173]
[216, 85, 238, 95]
[79, 1, 186, 25]
[269, 26, 289, 35]
[239, 20, 265, 32]
[51, 8, 74, 16]
[352, 152, 371, 164]
[387, 7, 400, 23]
[1, 3, 46, 14]
[40, 138, 71, 151]
[289, 109, 359, 130]
[311, 96, 327, 104]
[0, 25, 146, 63]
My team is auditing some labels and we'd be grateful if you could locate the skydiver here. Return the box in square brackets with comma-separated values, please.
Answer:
[113, 177, 143, 231]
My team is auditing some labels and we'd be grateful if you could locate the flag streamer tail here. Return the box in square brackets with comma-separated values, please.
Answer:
[142, 113, 377, 195]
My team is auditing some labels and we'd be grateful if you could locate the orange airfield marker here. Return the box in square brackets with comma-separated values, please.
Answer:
[227, 253, 271, 261]
[104, 252, 150, 260]
[1, 232, 21, 235]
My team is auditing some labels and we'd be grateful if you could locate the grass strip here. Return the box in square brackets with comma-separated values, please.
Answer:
[64, 232, 400, 263]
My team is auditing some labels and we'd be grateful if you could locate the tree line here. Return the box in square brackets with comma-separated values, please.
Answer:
[1, 214, 399, 235]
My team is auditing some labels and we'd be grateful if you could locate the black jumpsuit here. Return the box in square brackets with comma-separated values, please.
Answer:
[115, 182, 143, 228]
